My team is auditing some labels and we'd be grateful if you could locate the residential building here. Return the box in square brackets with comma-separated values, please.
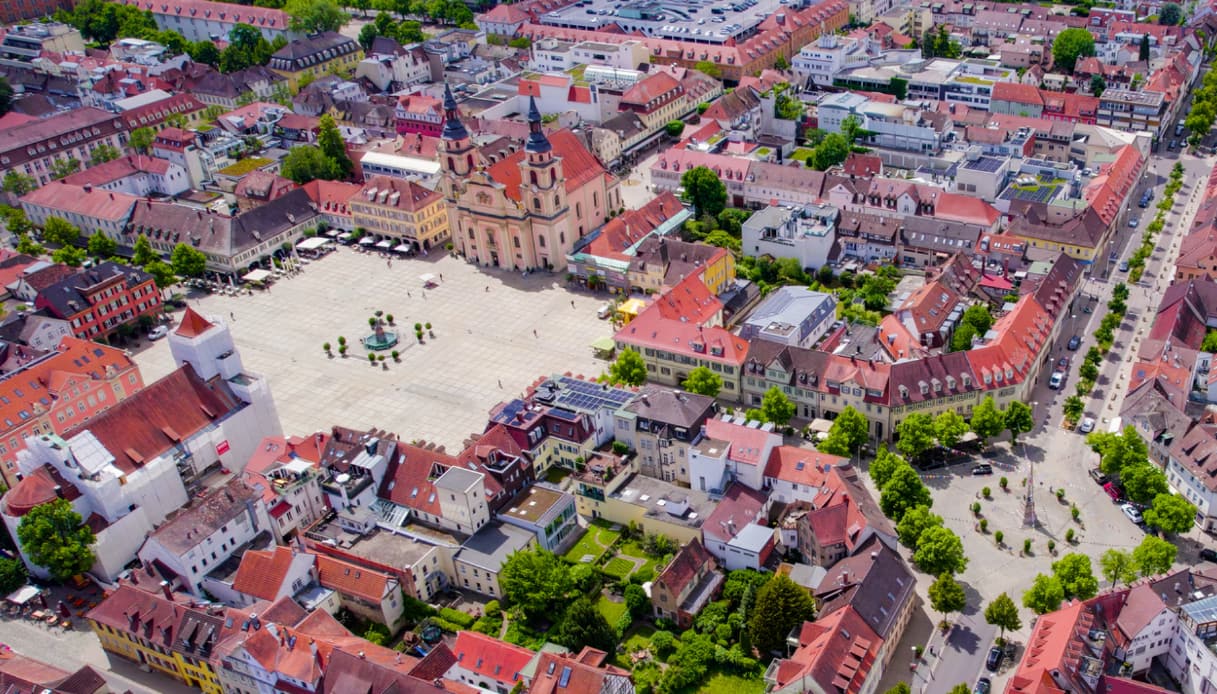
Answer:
[33, 262, 160, 340]
[0, 651, 105, 693]
[689, 414, 782, 494]
[356, 38, 432, 92]
[395, 93, 446, 136]
[0, 0, 74, 24]
[440, 89, 622, 272]
[300, 179, 360, 231]
[268, 32, 361, 89]
[617, 72, 691, 135]
[150, 128, 213, 189]
[0, 23, 84, 62]
[136, 478, 273, 596]
[19, 183, 139, 243]
[62, 155, 190, 198]
[224, 545, 316, 607]
[350, 176, 451, 253]
[818, 92, 943, 153]
[739, 286, 838, 349]
[111, 0, 298, 42]
[565, 194, 693, 293]
[497, 485, 578, 553]
[1097, 88, 1167, 138]
[650, 538, 723, 628]
[764, 607, 882, 694]
[628, 236, 736, 296]
[741, 204, 839, 272]
[614, 385, 716, 485]
[0, 107, 127, 188]
[700, 483, 773, 571]
[315, 552, 405, 627]
[447, 631, 535, 694]
[574, 462, 714, 545]
[240, 435, 328, 543]
[378, 440, 492, 536]
[233, 171, 297, 213]
[453, 521, 534, 598]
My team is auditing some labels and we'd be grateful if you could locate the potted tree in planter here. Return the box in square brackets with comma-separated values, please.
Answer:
[392, 350, 400, 362]
[386, 314, 394, 325]
[368, 353, 377, 365]
[323, 342, 331, 357]
[426, 322, 434, 338]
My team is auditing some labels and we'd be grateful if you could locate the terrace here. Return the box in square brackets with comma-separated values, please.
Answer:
[999, 174, 1067, 204]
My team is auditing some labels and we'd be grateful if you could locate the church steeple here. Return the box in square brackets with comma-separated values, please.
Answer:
[525, 96, 552, 154]
[442, 83, 469, 141]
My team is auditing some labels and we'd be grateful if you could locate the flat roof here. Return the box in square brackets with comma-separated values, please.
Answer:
[610, 473, 714, 529]
[501, 485, 569, 524]
[456, 522, 535, 571]
[538, 0, 794, 45]
[728, 522, 774, 552]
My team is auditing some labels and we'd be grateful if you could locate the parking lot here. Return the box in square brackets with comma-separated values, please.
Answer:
[133, 247, 615, 448]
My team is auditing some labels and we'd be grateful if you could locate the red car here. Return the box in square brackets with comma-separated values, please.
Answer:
[1103, 482, 1121, 502]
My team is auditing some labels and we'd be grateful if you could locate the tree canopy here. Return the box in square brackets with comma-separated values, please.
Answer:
[1052, 28, 1097, 73]
[170, 243, 207, 277]
[757, 387, 795, 426]
[680, 166, 727, 218]
[1120, 462, 1169, 505]
[928, 573, 966, 624]
[1004, 401, 1034, 445]
[87, 232, 117, 259]
[681, 366, 722, 398]
[1132, 535, 1177, 577]
[912, 525, 968, 576]
[934, 410, 968, 450]
[129, 126, 156, 154]
[868, 446, 905, 489]
[896, 505, 943, 550]
[969, 395, 1005, 444]
[132, 234, 157, 266]
[819, 405, 868, 456]
[896, 412, 936, 460]
[749, 574, 816, 654]
[1159, 2, 1183, 25]
[607, 348, 647, 386]
[984, 593, 1022, 639]
[499, 547, 572, 619]
[1087, 426, 1149, 477]
[1052, 553, 1098, 601]
[553, 597, 616, 653]
[1100, 548, 1137, 588]
[41, 217, 80, 247]
[880, 463, 933, 522]
[1022, 573, 1065, 615]
[16, 498, 96, 581]
[950, 304, 993, 352]
[285, 0, 348, 32]
[1144, 493, 1196, 535]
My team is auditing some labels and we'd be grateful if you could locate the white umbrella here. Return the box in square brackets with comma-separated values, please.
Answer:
[420, 273, 437, 284]
[359, 236, 375, 246]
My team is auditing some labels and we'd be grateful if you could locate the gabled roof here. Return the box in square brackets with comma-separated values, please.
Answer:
[451, 631, 534, 685]
[146, 478, 260, 555]
[702, 483, 767, 543]
[379, 442, 461, 516]
[316, 554, 393, 603]
[770, 605, 881, 694]
[654, 538, 715, 596]
[764, 446, 843, 488]
[20, 182, 139, 222]
[484, 129, 607, 202]
[232, 546, 301, 602]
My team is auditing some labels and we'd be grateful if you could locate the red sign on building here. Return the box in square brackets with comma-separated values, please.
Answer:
[216, 440, 230, 455]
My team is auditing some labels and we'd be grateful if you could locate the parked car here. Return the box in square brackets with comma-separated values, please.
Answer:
[986, 646, 1004, 672]
[1129, 216, 1139, 228]
[1079, 417, 1096, 433]
[1057, 357, 1070, 370]
[1089, 468, 1107, 484]
[596, 303, 612, 319]
[1122, 503, 1144, 524]
[975, 678, 992, 694]
[1049, 371, 1065, 389]
[1201, 548, 1217, 562]
[971, 464, 993, 476]
[1067, 335, 1082, 350]
[148, 325, 169, 340]
[1119, 260, 1130, 272]
[1104, 482, 1122, 501]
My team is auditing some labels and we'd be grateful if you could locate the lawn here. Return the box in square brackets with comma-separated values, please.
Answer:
[617, 540, 660, 577]
[596, 595, 627, 624]
[613, 624, 656, 668]
[562, 521, 620, 564]
[694, 671, 765, 694]
[602, 557, 634, 580]
[789, 147, 815, 163]
[544, 466, 571, 484]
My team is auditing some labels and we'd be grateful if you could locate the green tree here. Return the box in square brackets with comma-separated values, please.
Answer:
[885, 685, 911, 694]
[1052, 28, 1097, 73]
[912, 525, 968, 576]
[143, 260, 177, 296]
[1139, 34, 1151, 62]
[1090, 73, 1106, 97]
[49, 158, 80, 181]
[702, 229, 741, 253]
[284, 0, 349, 32]
[1203, 329, 1217, 353]
[1022, 573, 1065, 615]
[759, 386, 795, 426]
[984, 593, 1022, 640]
[1160, 2, 1183, 24]
[1063, 396, 1085, 423]
[52, 246, 87, 267]
[1121, 462, 1169, 505]
[281, 145, 338, 184]
[128, 126, 156, 154]
[188, 40, 220, 66]
[132, 234, 157, 266]
[607, 348, 647, 386]
[680, 166, 727, 218]
[946, 685, 970, 694]
[929, 573, 966, 626]
[810, 132, 850, 171]
[1052, 553, 1098, 600]
[0, 76, 12, 117]
[896, 505, 943, 550]
[1088, 426, 1149, 477]
[681, 366, 722, 398]
[0, 205, 31, 235]
[41, 217, 80, 247]
[773, 55, 789, 70]
[624, 583, 648, 617]
[880, 464, 933, 522]
[969, 395, 1005, 444]
[2, 170, 36, 195]
[553, 597, 616, 652]
[819, 405, 869, 456]
[1004, 401, 1034, 445]
[868, 445, 905, 489]
[1144, 493, 1196, 535]
[951, 304, 993, 352]
[934, 410, 968, 450]
[170, 242, 207, 277]
[317, 114, 353, 178]
[888, 76, 908, 100]
[665, 120, 686, 138]
[896, 412, 936, 460]
[16, 498, 96, 581]
[86, 232, 116, 258]
[0, 557, 26, 595]
[357, 22, 380, 50]
[1100, 548, 1138, 587]
[500, 547, 572, 619]
[1132, 535, 1177, 577]
[15, 234, 44, 256]
[89, 144, 122, 166]
[748, 574, 816, 654]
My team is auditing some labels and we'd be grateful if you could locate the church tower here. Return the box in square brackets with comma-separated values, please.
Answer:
[438, 83, 474, 198]
[519, 96, 569, 270]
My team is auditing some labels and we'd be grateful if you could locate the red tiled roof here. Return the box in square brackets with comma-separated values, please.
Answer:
[702, 483, 767, 543]
[993, 81, 1045, 106]
[485, 130, 606, 202]
[479, 3, 530, 23]
[773, 606, 881, 693]
[451, 632, 534, 685]
[764, 446, 844, 487]
[175, 307, 215, 338]
[63, 154, 172, 187]
[621, 72, 681, 108]
[380, 442, 462, 516]
[1085, 145, 1144, 227]
[316, 554, 392, 603]
[357, 176, 443, 212]
[654, 537, 715, 595]
[705, 416, 776, 467]
[653, 273, 721, 325]
[1006, 599, 1087, 694]
[301, 179, 361, 218]
[233, 546, 298, 601]
[2, 465, 83, 517]
[580, 192, 683, 262]
[20, 182, 139, 222]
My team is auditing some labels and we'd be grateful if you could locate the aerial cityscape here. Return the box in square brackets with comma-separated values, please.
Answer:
[0, 0, 1212, 692]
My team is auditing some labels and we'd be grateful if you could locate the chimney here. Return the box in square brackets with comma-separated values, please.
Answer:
[83, 184, 92, 193]
[160, 580, 173, 600]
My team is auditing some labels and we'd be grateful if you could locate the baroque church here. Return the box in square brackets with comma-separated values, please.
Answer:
[438, 85, 623, 271]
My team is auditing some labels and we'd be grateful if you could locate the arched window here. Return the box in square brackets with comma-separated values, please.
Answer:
[553, 194, 560, 208]
[576, 203, 582, 218]
[539, 235, 546, 248]
[593, 192, 599, 207]
[533, 198, 541, 210]
[513, 236, 521, 248]
[550, 170, 556, 185]
[530, 171, 537, 185]
[447, 157, 454, 170]
[560, 232, 565, 244]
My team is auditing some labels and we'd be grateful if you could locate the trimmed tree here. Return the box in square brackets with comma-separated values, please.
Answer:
[1022, 573, 1065, 615]
[896, 504, 943, 550]
[912, 525, 968, 576]
[1144, 493, 1197, 535]
[681, 366, 722, 398]
[969, 395, 1004, 444]
[934, 410, 968, 449]
[749, 573, 816, 654]
[16, 498, 96, 581]
[819, 405, 869, 456]
[928, 573, 966, 627]
[896, 412, 936, 460]
[607, 348, 647, 386]
[1052, 553, 1099, 600]
[880, 463, 933, 522]
[1100, 548, 1137, 588]
[868, 445, 905, 489]
[759, 386, 796, 426]
[680, 165, 728, 218]
[984, 593, 1022, 640]
[1132, 535, 1177, 577]
[1052, 27, 1097, 73]
[170, 243, 208, 277]
[1004, 401, 1034, 445]
[499, 547, 572, 620]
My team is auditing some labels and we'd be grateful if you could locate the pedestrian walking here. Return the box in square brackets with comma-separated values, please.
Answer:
[440, 273, 443, 281]
[485, 286, 490, 292]
[533, 329, 537, 337]
[230, 312, 235, 321]
[498, 379, 503, 388]
[570, 300, 575, 308]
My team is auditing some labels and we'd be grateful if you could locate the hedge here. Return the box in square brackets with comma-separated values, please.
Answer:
[439, 607, 476, 628]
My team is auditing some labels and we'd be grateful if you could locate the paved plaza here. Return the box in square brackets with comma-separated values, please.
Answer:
[134, 248, 615, 448]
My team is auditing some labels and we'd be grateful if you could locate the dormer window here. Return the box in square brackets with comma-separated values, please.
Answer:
[919, 380, 929, 394]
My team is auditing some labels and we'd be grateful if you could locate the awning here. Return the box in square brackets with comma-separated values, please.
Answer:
[393, 244, 412, 253]
[325, 229, 341, 238]
[375, 240, 393, 249]
[419, 273, 437, 284]
[6, 585, 39, 605]
[296, 237, 328, 251]
[808, 418, 834, 433]
[359, 236, 375, 246]
[591, 337, 616, 353]
[338, 232, 353, 240]
[243, 269, 272, 283]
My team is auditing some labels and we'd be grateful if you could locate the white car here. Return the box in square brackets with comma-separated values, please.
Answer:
[1078, 417, 1095, 433]
[1049, 371, 1065, 389]
[148, 325, 170, 340]
[1121, 503, 1143, 524]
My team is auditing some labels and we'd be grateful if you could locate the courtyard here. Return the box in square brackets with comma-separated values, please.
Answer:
[134, 247, 615, 449]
